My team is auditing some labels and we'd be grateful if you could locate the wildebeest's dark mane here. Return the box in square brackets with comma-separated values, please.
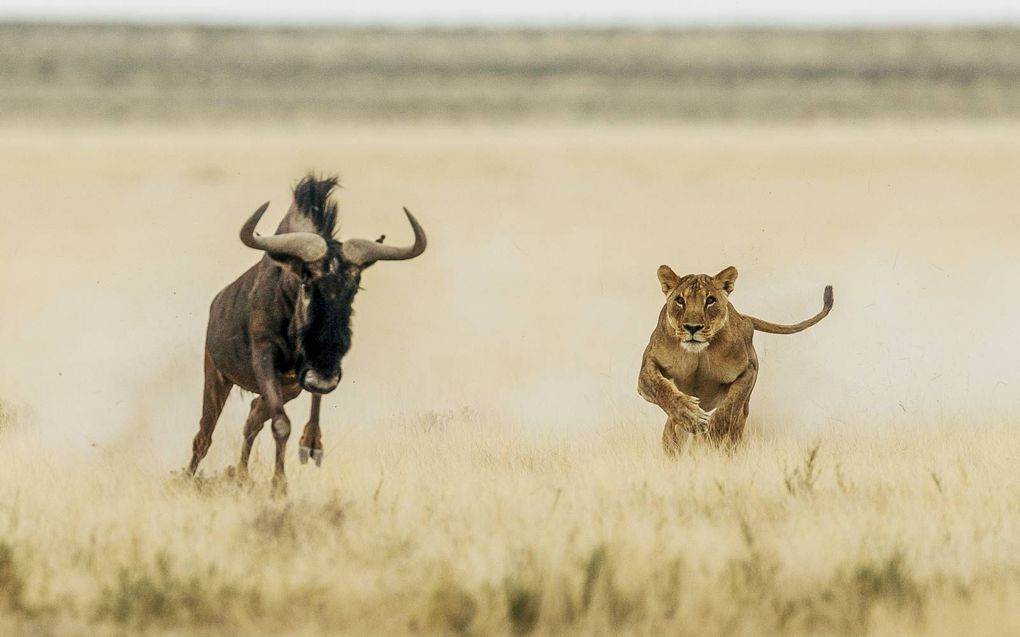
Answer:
[293, 174, 340, 237]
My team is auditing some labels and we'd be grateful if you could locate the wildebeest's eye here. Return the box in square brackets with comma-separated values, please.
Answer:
[675, 296, 685, 306]
[706, 295, 717, 306]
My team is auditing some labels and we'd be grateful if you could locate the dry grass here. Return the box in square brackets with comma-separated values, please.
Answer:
[0, 416, 1018, 636]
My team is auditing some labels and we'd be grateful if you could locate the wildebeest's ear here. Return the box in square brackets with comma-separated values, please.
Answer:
[267, 252, 304, 277]
[657, 265, 680, 295]
[714, 266, 738, 294]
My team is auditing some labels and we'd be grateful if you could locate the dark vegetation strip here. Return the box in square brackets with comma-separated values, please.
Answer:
[4, 24, 1020, 121]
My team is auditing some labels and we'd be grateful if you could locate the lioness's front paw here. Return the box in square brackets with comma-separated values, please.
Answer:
[674, 401, 713, 434]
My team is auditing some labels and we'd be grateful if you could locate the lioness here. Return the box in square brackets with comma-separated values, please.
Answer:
[638, 266, 833, 451]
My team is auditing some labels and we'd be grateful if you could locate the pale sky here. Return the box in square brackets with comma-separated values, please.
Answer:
[2, 0, 1020, 27]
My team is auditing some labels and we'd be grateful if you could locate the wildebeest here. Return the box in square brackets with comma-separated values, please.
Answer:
[186, 175, 427, 493]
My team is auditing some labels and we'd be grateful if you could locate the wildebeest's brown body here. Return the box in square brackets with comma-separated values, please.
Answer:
[206, 259, 300, 393]
[187, 175, 427, 492]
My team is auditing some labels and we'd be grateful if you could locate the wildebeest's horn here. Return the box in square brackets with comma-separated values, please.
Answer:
[239, 201, 329, 262]
[341, 207, 427, 265]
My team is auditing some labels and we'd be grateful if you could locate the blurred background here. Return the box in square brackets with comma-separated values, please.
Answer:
[1, 2, 1019, 466]
[4, 0, 1020, 124]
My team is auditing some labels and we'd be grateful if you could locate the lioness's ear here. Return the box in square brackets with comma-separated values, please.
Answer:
[657, 265, 680, 294]
[714, 266, 738, 294]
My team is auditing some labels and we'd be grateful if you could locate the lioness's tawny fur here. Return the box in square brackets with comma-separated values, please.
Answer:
[638, 266, 833, 451]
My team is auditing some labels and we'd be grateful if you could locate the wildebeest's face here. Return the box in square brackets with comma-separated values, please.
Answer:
[240, 195, 427, 395]
[276, 246, 362, 395]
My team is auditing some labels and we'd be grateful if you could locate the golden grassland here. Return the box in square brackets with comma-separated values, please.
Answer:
[1, 122, 1019, 634]
[0, 417, 1018, 636]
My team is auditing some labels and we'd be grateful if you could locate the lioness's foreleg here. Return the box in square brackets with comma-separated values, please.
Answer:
[638, 357, 711, 443]
[707, 364, 757, 443]
[664, 417, 699, 456]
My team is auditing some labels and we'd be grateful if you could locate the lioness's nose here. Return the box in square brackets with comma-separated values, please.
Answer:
[683, 324, 704, 335]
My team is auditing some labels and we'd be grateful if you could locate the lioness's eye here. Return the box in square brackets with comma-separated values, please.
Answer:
[706, 295, 716, 306]
[675, 297, 685, 306]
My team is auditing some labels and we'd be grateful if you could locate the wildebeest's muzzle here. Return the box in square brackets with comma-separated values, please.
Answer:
[299, 367, 341, 394]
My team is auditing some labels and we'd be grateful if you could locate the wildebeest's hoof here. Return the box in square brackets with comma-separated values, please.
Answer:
[271, 476, 288, 498]
[312, 448, 323, 467]
[234, 468, 253, 489]
[299, 446, 310, 464]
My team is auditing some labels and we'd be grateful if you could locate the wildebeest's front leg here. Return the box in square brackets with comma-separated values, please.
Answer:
[237, 396, 270, 482]
[707, 364, 757, 444]
[252, 345, 292, 495]
[299, 394, 324, 467]
[238, 386, 302, 483]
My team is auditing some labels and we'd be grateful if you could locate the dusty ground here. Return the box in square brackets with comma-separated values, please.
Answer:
[0, 123, 1018, 635]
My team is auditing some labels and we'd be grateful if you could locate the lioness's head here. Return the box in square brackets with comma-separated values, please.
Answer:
[657, 265, 738, 353]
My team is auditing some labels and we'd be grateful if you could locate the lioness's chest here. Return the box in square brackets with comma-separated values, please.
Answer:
[662, 339, 749, 397]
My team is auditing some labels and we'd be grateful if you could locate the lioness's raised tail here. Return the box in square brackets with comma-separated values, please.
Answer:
[748, 285, 833, 335]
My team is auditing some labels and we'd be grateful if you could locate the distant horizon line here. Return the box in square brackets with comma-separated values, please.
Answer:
[4, 16, 1020, 30]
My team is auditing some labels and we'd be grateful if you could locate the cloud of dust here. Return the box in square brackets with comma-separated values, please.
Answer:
[1, 124, 1017, 469]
